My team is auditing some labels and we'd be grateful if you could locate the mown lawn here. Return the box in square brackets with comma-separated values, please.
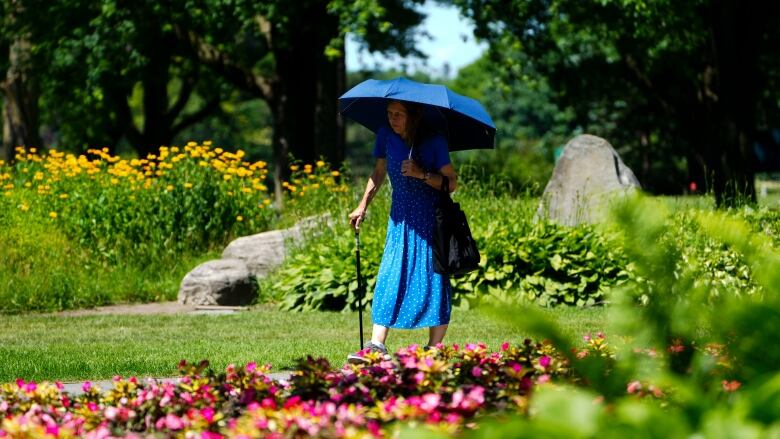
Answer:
[0, 305, 606, 383]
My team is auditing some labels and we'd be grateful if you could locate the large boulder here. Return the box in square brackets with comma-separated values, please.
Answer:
[177, 259, 256, 306]
[178, 214, 333, 306]
[221, 213, 332, 278]
[537, 134, 640, 225]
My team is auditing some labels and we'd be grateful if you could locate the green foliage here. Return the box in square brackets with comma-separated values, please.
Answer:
[263, 176, 634, 311]
[0, 196, 207, 313]
[451, 0, 780, 201]
[467, 194, 780, 436]
[457, 219, 632, 308]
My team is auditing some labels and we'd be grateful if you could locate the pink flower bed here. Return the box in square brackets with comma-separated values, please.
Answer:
[0, 341, 563, 437]
[0, 337, 737, 437]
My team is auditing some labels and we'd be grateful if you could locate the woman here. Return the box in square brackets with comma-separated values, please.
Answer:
[347, 100, 458, 364]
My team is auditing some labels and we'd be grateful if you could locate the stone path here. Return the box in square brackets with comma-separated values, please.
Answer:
[60, 371, 294, 395]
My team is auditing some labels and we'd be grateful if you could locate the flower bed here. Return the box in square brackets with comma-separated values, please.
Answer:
[0, 336, 737, 437]
[0, 341, 564, 437]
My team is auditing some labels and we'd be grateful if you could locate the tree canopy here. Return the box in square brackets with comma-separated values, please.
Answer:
[451, 0, 780, 205]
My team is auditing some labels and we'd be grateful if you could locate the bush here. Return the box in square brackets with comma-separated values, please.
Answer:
[262, 173, 635, 311]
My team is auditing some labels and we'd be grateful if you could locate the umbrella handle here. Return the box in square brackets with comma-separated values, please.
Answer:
[355, 231, 365, 350]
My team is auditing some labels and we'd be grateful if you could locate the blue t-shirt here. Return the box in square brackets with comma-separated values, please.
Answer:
[373, 126, 451, 172]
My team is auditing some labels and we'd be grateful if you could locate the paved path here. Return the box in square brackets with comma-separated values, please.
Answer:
[60, 371, 294, 395]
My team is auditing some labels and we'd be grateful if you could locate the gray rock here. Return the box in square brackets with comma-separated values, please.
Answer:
[221, 213, 332, 278]
[537, 134, 640, 225]
[178, 259, 256, 306]
[178, 214, 333, 307]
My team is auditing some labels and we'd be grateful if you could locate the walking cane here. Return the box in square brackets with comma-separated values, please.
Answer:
[355, 230, 365, 350]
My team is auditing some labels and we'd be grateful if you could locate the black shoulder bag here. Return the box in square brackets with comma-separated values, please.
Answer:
[432, 176, 480, 276]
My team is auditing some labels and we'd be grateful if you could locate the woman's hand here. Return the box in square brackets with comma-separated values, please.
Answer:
[401, 159, 424, 179]
[349, 206, 367, 231]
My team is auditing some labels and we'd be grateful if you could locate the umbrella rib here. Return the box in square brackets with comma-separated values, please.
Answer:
[339, 97, 362, 116]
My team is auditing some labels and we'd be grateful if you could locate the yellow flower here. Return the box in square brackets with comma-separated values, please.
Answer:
[59, 194, 69, 199]
[49, 211, 58, 219]
[20, 203, 29, 212]
[166, 185, 174, 191]
[290, 165, 299, 171]
[223, 174, 232, 181]
[263, 198, 271, 205]
[316, 160, 325, 167]
[184, 182, 193, 189]
[203, 140, 213, 146]
[236, 215, 244, 222]
[331, 170, 340, 177]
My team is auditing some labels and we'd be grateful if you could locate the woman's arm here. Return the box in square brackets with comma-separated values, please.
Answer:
[349, 159, 387, 230]
[401, 160, 458, 193]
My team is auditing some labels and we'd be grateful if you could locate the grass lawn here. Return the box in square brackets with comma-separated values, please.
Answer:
[0, 305, 607, 383]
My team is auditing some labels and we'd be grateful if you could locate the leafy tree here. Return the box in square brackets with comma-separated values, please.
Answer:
[174, 0, 427, 200]
[449, 0, 780, 205]
[1, 0, 429, 202]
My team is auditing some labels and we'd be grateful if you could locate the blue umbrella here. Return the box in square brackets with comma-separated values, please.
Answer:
[339, 77, 496, 151]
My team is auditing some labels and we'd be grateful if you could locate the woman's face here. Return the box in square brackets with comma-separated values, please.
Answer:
[386, 102, 408, 136]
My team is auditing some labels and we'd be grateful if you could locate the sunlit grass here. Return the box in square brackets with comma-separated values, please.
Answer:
[0, 305, 607, 383]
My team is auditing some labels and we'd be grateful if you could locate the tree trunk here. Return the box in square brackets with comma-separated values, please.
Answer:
[700, 0, 763, 206]
[269, 2, 346, 204]
[1, 37, 40, 163]
[139, 30, 173, 157]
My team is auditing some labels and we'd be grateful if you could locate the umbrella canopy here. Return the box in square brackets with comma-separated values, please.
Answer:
[338, 77, 496, 151]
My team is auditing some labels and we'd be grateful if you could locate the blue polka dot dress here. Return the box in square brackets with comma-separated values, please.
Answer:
[371, 126, 453, 329]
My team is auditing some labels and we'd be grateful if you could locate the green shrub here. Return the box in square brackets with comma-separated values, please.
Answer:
[262, 175, 634, 310]
[465, 195, 780, 437]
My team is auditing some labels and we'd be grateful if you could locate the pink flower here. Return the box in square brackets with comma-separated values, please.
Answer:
[537, 374, 550, 384]
[200, 407, 215, 423]
[722, 380, 741, 392]
[583, 334, 592, 342]
[82, 381, 92, 393]
[246, 362, 257, 373]
[627, 380, 642, 394]
[471, 366, 483, 378]
[539, 355, 551, 368]
[501, 342, 510, 351]
[45, 424, 59, 436]
[55, 381, 64, 390]
[104, 407, 118, 421]
[420, 393, 440, 412]
[163, 414, 185, 430]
